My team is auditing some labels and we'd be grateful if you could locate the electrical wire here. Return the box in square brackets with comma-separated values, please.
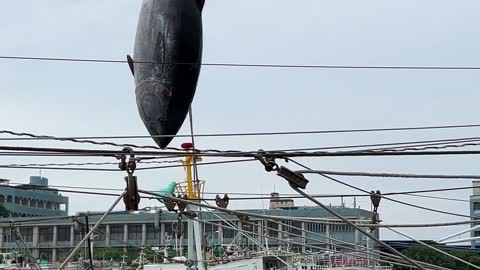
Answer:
[228, 211, 448, 270]
[296, 169, 480, 180]
[0, 158, 257, 171]
[8, 144, 480, 159]
[387, 228, 480, 270]
[188, 214, 422, 269]
[0, 160, 181, 168]
[4, 129, 480, 156]
[270, 136, 480, 153]
[143, 190, 480, 229]
[4, 55, 480, 71]
[2, 124, 480, 142]
[3, 181, 476, 202]
[288, 159, 477, 219]
[404, 194, 470, 203]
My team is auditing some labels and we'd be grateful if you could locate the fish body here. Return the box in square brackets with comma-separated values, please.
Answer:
[132, 0, 203, 148]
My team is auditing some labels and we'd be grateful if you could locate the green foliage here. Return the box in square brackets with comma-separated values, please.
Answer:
[394, 246, 480, 270]
[93, 247, 125, 262]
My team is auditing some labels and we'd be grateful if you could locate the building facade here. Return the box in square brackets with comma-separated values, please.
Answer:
[471, 181, 480, 248]
[269, 192, 295, 209]
[0, 206, 375, 264]
[0, 176, 69, 217]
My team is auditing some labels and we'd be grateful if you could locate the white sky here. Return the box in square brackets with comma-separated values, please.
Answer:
[1, 0, 480, 241]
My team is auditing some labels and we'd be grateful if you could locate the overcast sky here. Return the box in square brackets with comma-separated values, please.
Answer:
[1, 0, 480, 241]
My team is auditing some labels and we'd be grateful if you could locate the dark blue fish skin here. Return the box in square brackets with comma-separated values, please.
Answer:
[133, 0, 203, 148]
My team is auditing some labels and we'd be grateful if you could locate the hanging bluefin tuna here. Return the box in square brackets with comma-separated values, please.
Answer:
[128, 0, 204, 148]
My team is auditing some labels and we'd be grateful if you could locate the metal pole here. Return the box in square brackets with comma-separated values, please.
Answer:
[57, 192, 125, 270]
[85, 216, 94, 270]
[438, 224, 480, 242]
[12, 226, 42, 270]
[292, 187, 426, 270]
[139, 190, 447, 270]
[440, 236, 480, 244]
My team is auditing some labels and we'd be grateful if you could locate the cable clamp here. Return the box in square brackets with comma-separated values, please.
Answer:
[277, 166, 309, 189]
[256, 149, 279, 172]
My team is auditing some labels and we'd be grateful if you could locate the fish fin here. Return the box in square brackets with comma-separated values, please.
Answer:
[126, 55, 134, 76]
[197, 0, 205, 11]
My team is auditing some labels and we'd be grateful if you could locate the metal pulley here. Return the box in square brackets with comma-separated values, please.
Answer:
[256, 150, 278, 172]
[370, 190, 381, 212]
[164, 198, 177, 212]
[163, 194, 189, 213]
[177, 194, 188, 212]
[215, 194, 230, 209]
[119, 147, 140, 211]
[124, 174, 140, 211]
[370, 190, 382, 231]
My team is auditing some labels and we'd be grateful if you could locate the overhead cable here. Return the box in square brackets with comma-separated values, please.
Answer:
[6, 181, 475, 202]
[188, 214, 420, 269]
[3, 55, 480, 71]
[0, 159, 256, 171]
[388, 228, 480, 270]
[297, 169, 480, 180]
[7, 144, 480, 159]
[289, 159, 476, 219]
[271, 175, 426, 269]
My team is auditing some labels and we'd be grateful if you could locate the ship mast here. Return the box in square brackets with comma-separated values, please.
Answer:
[182, 143, 206, 270]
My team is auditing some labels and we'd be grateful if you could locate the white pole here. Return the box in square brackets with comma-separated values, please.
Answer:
[441, 236, 480, 244]
[58, 192, 125, 270]
[192, 206, 206, 270]
[438, 224, 480, 243]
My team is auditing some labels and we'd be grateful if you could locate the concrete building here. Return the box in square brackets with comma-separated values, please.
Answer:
[269, 192, 295, 209]
[0, 206, 375, 264]
[0, 176, 69, 217]
[470, 181, 480, 248]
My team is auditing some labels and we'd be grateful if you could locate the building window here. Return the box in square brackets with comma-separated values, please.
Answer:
[283, 221, 302, 235]
[39, 227, 54, 242]
[306, 223, 325, 232]
[128, 224, 142, 240]
[93, 225, 106, 241]
[181, 222, 188, 238]
[223, 228, 235, 239]
[267, 221, 278, 237]
[109, 225, 124, 241]
[57, 226, 71, 242]
[0, 195, 4, 203]
[474, 231, 480, 237]
[222, 222, 236, 239]
[6, 196, 12, 203]
[19, 227, 33, 242]
[3, 229, 12, 243]
[474, 202, 480, 212]
[164, 223, 174, 238]
[146, 224, 158, 240]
